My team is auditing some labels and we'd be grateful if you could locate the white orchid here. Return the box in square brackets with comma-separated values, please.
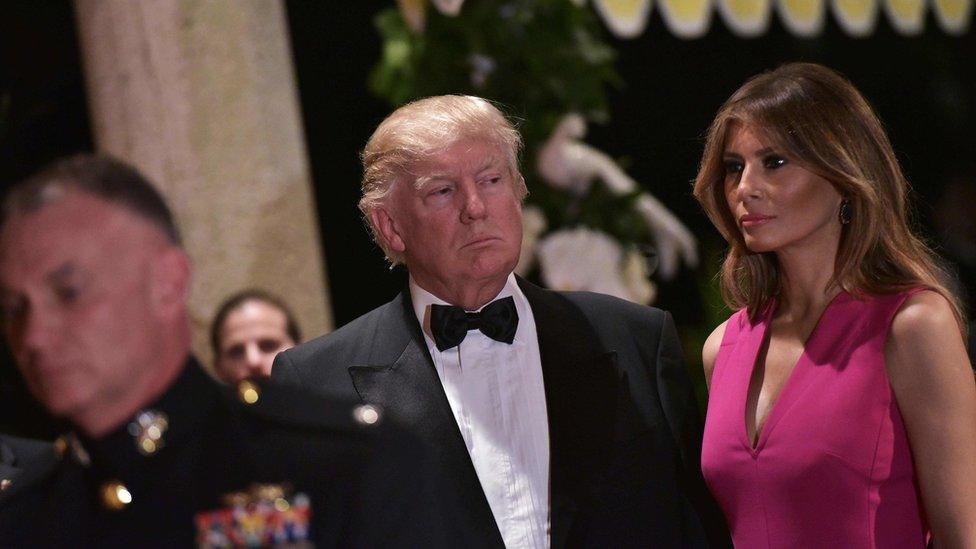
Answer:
[536, 227, 656, 305]
[621, 247, 657, 304]
[536, 113, 698, 280]
[516, 205, 548, 276]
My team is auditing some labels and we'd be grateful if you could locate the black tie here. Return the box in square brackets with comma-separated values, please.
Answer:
[429, 296, 519, 352]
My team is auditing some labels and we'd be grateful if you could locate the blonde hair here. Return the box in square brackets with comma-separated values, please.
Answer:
[360, 95, 526, 264]
[693, 62, 964, 328]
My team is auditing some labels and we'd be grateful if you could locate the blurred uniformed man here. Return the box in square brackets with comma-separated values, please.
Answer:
[0, 154, 432, 547]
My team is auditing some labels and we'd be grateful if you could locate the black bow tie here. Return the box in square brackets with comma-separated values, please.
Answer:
[429, 296, 519, 352]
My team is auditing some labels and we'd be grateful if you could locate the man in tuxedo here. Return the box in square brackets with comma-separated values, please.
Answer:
[272, 96, 728, 548]
[0, 154, 430, 546]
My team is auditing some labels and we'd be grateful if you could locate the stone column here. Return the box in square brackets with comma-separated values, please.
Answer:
[73, 0, 332, 369]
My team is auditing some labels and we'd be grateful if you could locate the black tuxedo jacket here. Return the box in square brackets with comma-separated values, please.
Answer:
[273, 278, 729, 548]
[0, 434, 56, 504]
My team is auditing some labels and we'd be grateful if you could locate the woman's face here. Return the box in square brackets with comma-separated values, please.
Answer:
[722, 123, 843, 256]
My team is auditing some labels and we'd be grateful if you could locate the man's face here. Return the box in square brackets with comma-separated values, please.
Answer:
[0, 191, 174, 424]
[378, 139, 523, 298]
[215, 300, 295, 384]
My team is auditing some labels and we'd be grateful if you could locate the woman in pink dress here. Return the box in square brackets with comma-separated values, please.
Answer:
[694, 62, 976, 547]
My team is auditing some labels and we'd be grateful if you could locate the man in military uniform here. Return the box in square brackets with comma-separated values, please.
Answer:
[0, 154, 431, 546]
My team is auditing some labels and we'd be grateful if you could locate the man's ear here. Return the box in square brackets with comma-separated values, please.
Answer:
[370, 207, 406, 253]
[150, 247, 191, 318]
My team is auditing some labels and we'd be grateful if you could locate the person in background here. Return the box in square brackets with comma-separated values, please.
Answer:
[695, 62, 976, 547]
[211, 290, 301, 384]
[0, 153, 433, 547]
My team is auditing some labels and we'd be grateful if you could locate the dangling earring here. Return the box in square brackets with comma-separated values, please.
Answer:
[838, 198, 852, 225]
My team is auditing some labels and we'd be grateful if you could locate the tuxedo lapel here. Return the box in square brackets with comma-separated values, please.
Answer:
[0, 438, 59, 504]
[347, 292, 504, 546]
[518, 279, 618, 548]
[347, 292, 469, 465]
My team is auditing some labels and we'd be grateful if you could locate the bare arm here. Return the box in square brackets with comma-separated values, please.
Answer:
[886, 290, 976, 548]
[702, 320, 729, 390]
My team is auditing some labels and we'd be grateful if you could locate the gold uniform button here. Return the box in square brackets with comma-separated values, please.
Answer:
[100, 480, 132, 510]
[53, 436, 69, 459]
[238, 380, 260, 405]
[353, 404, 381, 426]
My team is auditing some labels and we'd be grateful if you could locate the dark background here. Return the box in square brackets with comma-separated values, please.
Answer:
[2, 1, 974, 437]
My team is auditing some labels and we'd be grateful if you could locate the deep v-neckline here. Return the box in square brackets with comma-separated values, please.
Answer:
[741, 291, 847, 453]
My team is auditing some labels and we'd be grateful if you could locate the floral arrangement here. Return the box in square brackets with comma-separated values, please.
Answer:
[371, 0, 700, 304]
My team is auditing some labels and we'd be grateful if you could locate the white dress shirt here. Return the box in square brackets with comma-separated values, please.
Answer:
[410, 273, 551, 549]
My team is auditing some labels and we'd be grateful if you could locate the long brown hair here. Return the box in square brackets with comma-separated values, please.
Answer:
[693, 62, 964, 329]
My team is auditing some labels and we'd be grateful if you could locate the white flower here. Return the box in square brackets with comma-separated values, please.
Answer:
[621, 248, 656, 304]
[536, 113, 597, 196]
[536, 227, 655, 304]
[536, 114, 698, 280]
[515, 205, 548, 276]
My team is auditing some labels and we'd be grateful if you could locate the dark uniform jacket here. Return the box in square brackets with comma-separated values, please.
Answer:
[273, 278, 730, 548]
[0, 359, 431, 547]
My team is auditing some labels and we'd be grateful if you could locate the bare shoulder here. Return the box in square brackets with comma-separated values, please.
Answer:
[886, 289, 972, 393]
[888, 290, 964, 361]
[885, 292, 976, 542]
[702, 319, 731, 389]
[890, 290, 960, 340]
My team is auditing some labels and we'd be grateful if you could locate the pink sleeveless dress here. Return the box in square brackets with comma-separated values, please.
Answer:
[701, 290, 928, 548]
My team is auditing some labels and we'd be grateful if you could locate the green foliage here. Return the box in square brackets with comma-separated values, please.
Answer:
[371, 1, 620, 133]
[370, 1, 721, 405]
[370, 1, 659, 247]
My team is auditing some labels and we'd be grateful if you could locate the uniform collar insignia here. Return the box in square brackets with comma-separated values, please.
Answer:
[128, 409, 169, 456]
